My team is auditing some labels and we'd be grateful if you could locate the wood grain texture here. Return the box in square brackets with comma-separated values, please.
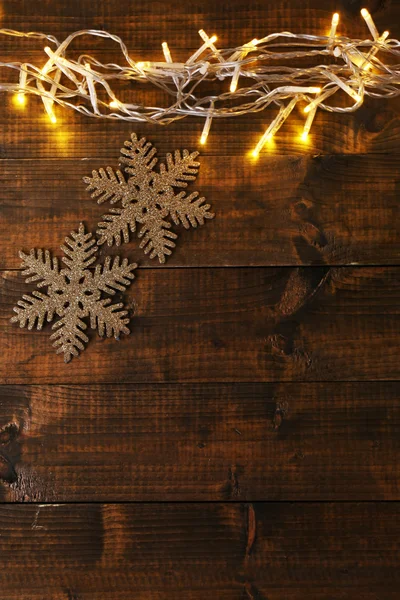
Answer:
[0, 0, 399, 158]
[1, 266, 399, 384]
[0, 502, 398, 599]
[1, 155, 399, 268]
[0, 382, 398, 502]
[0, 0, 400, 596]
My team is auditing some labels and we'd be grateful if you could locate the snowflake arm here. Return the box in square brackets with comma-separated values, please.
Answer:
[50, 311, 89, 363]
[61, 223, 98, 271]
[137, 213, 178, 264]
[88, 298, 131, 338]
[96, 205, 138, 247]
[167, 191, 214, 229]
[83, 167, 132, 205]
[19, 249, 64, 289]
[120, 133, 158, 180]
[153, 149, 200, 192]
[11, 290, 58, 330]
[89, 256, 137, 294]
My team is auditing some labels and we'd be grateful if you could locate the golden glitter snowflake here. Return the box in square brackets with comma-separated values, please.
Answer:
[83, 133, 214, 263]
[11, 223, 137, 362]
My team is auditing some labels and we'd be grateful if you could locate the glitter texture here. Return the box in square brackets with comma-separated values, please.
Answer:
[11, 223, 137, 362]
[83, 133, 214, 263]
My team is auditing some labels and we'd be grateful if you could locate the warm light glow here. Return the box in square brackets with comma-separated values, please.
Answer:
[252, 96, 298, 155]
[15, 92, 26, 106]
[42, 96, 57, 123]
[302, 103, 317, 140]
[328, 13, 339, 46]
[0, 20, 397, 155]
[199, 30, 218, 45]
[136, 61, 150, 70]
[199, 100, 214, 145]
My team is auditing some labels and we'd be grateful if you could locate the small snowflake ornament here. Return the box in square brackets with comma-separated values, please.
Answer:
[83, 133, 214, 263]
[11, 223, 137, 362]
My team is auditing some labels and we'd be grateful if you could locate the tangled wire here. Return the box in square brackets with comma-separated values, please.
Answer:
[0, 9, 399, 153]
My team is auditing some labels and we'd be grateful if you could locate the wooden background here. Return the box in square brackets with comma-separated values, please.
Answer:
[0, 0, 399, 597]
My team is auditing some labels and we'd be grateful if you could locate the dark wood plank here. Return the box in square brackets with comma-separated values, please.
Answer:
[0, 266, 399, 384]
[0, 382, 398, 502]
[1, 155, 399, 268]
[0, 502, 398, 599]
[0, 0, 400, 157]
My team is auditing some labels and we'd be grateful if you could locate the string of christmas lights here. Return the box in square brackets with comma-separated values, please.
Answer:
[0, 9, 399, 156]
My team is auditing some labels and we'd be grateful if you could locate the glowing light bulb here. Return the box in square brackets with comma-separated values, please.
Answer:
[41, 94, 57, 123]
[200, 101, 214, 144]
[361, 8, 379, 40]
[187, 30, 221, 65]
[15, 92, 26, 106]
[252, 96, 298, 155]
[109, 100, 119, 108]
[136, 61, 151, 71]
[328, 13, 340, 47]
[301, 103, 317, 140]
[199, 30, 218, 45]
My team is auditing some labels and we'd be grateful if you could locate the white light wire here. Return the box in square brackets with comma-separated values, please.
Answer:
[0, 11, 399, 153]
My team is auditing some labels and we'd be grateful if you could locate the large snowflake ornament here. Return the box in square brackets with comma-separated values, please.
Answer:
[83, 133, 214, 263]
[11, 223, 137, 362]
